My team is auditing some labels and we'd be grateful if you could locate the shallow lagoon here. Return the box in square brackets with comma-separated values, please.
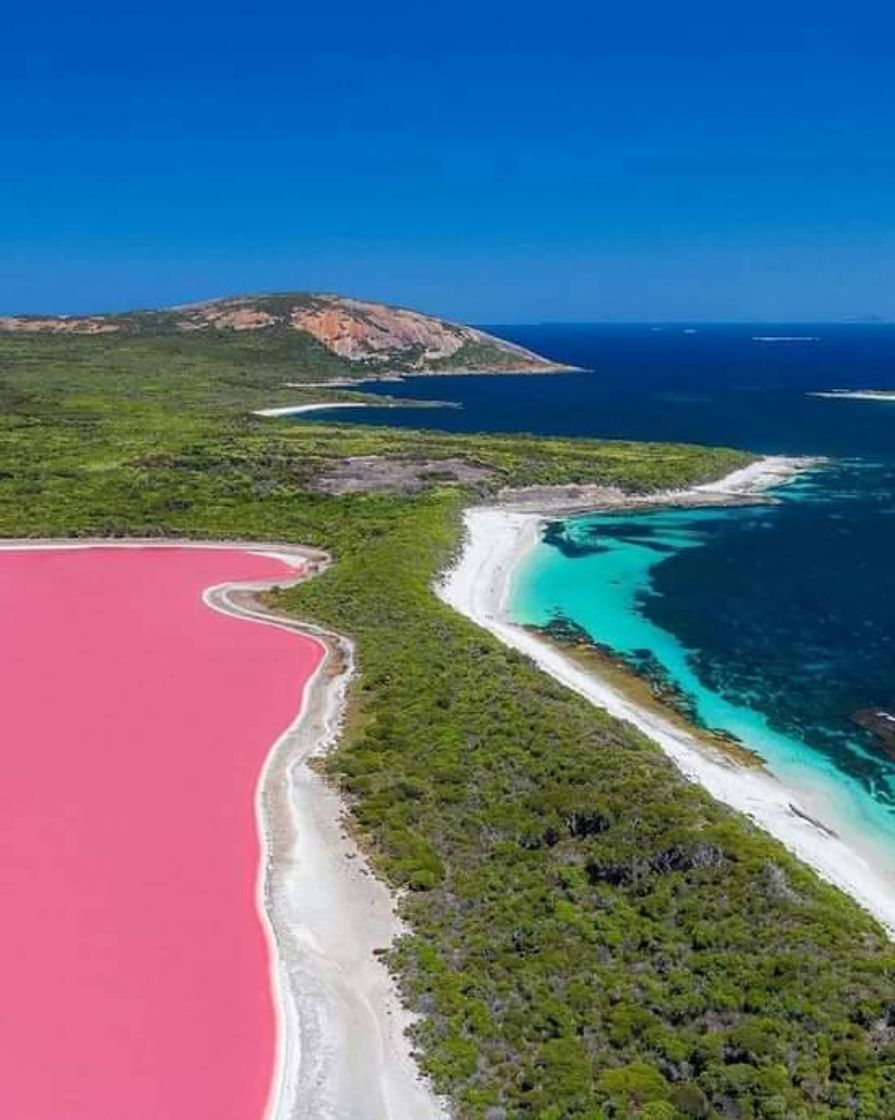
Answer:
[510, 461, 895, 878]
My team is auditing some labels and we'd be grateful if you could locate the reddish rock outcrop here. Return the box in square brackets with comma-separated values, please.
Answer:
[0, 292, 568, 372]
[0, 316, 120, 334]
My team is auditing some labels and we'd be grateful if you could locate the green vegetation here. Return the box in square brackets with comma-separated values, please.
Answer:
[2, 330, 894, 1119]
[427, 337, 555, 372]
[1, 291, 556, 377]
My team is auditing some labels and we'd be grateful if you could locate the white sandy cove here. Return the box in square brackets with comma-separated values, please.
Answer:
[436, 457, 895, 939]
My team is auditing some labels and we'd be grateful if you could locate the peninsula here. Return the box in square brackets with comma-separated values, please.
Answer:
[2, 296, 894, 1120]
[0, 292, 570, 376]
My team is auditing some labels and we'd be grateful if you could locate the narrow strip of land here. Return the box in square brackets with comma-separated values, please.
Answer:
[252, 401, 376, 418]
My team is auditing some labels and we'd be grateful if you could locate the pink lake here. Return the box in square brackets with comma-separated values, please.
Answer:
[0, 546, 322, 1120]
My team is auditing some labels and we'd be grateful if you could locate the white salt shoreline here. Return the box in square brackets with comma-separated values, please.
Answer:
[436, 458, 895, 939]
[0, 539, 446, 1120]
[208, 562, 447, 1120]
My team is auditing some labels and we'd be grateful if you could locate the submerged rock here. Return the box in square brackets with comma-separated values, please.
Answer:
[851, 708, 895, 759]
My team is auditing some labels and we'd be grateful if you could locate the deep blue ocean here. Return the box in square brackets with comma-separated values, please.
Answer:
[301, 324, 895, 861]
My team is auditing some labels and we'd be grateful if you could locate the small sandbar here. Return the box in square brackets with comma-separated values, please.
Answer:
[809, 389, 895, 402]
[253, 401, 375, 417]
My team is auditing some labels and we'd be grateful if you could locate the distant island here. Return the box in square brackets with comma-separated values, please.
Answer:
[753, 335, 820, 343]
[0, 292, 572, 378]
[809, 389, 895, 401]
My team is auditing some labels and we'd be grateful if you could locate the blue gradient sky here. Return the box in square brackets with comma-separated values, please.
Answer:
[3, 1, 893, 321]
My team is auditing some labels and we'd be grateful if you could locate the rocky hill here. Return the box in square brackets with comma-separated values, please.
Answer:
[0, 293, 567, 375]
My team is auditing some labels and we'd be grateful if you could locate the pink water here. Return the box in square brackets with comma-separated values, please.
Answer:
[0, 547, 323, 1120]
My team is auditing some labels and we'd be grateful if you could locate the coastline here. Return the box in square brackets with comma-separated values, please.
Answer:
[436, 457, 895, 938]
[209, 562, 447, 1120]
[253, 401, 378, 418]
[0, 539, 446, 1120]
[494, 454, 824, 515]
[253, 398, 460, 420]
[278, 363, 582, 388]
[253, 358, 585, 420]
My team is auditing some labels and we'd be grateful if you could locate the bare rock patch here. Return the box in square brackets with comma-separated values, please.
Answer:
[313, 456, 492, 496]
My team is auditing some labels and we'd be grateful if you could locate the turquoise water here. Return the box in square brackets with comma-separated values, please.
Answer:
[509, 475, 895, 871]
[306, 324, 895, 870]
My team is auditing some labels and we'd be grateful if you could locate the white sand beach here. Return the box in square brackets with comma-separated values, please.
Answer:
[436, 459, 895, 939]
[689, 454, 821, 494]
[252, 402, 375, 418]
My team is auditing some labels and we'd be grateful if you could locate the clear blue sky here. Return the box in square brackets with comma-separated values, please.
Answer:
[3, 1, 893, 321]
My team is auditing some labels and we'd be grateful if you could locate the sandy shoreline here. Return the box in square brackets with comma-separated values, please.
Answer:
[253, 401, 377, 418]
[279, 364, 581, 388]
[494, 454, 824, 515]
[0, 539, 446, 1120]
[253, 398, 459, 420]
[436, 457, 895, 938]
